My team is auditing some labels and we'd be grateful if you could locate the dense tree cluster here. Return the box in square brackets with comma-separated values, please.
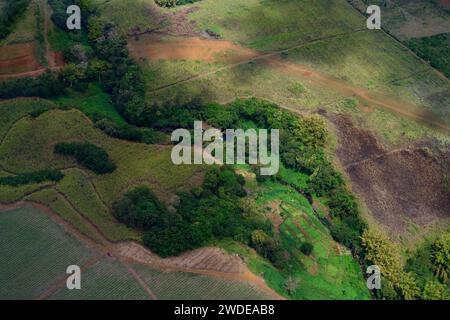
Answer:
[0, 169, 64, 186]
[0, 0, 31, 39]
[361, 229, 420, 300]
[54, 142, 116, 174]
[113, 166, 273, 258]
[0, 72, 65, 99]
[94, 118, 168, 145]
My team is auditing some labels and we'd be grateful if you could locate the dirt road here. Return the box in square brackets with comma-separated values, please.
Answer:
[132, 35, 450, 133]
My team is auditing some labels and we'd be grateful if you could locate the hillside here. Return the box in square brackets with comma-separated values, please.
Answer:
[0, 0, 449, 301]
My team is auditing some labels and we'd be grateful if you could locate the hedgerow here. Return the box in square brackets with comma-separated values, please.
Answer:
[54, 142, 116, 174]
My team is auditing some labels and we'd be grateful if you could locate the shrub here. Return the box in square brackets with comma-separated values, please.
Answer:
[0, 169, 64, 186]
[0, 72, 65, 99]
[300, 242, 314, 255]
[361, 229, 420, 300]
[112, 186, 169, 230]
[54, 142, 116, 174]
[431, 232, 450, 283]
[421, 280, 448, 300]
[0, 0, 31, 39]
[94, 118, 168, 144]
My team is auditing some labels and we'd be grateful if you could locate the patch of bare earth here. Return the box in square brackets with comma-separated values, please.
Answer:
[116, 242, 245, 274]
[0, 43, 42, 75]
[332, 114, 450, 234]
[128, 34, 258, 64]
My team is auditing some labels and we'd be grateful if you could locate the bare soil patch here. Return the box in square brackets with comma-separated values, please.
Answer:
[332, 114, 450, 234]
[116, 242, 245, 274]
[0, 43, 41, 75]
[128, 34, 258, 63]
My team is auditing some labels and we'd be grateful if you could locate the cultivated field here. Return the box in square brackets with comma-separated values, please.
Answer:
[253, 179, 370, 300]
[0, 206, 275, 300]
[0, 102, 204, 242]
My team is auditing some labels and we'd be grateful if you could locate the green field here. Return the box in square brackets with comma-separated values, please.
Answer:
[0, 101, 204, 242]
[257, 183, 369, 299]
[0, 206, 272, 300]
[123, 0, 450, 145]
[51, 84, 126, 125]
[0, 207, 97, 299]
[0, 0, 38, 45]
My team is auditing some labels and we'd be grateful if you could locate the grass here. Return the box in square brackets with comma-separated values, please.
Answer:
[0, 0, 38, 45]
[51, 84, 126, 125]
[187, 0, 364, 51]
[138, 0, 449, 145]
[0, 105, 204, 241]
[56, 168, 139, 241]
[98, 0, 169, 34]
[0, 98, 58, 142]
[25, 187, 105, 243]
[218, 168, 370, 300]
[0, 207, 96, 299]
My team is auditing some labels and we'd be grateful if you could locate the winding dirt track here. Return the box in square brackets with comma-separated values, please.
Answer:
[131, 35, 450, 133]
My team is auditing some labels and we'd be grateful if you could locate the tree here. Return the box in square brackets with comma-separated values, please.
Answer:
[431, 232, 450, 283]
[422, 280, 448, 300]
[112, 186, 169, 230]
[87, 59, 111, 83]
[300, 242, 314, 256]
[283, 276, 298, 295]
[59, 64, 87, 90]
[361, 229, 419, 300]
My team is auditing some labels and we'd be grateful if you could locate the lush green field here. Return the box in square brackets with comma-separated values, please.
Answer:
[0, 103, 204, 241]
[218, 167, 370, 300]
[0, 207, 97, 299]
[51, 84, 126, 125]
[187, 0, 364, 51]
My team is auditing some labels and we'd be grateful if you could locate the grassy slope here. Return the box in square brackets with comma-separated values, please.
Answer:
[0, 0, 38, 45]
[51, 84, 127, 125]
[218, 165, 370, 300]
[121, 0, 450, 144]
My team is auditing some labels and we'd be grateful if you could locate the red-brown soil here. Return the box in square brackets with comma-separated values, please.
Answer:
[129, 34, 258, 63]
[332, 114, 450, 233]
[0, 43, 42, 75]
